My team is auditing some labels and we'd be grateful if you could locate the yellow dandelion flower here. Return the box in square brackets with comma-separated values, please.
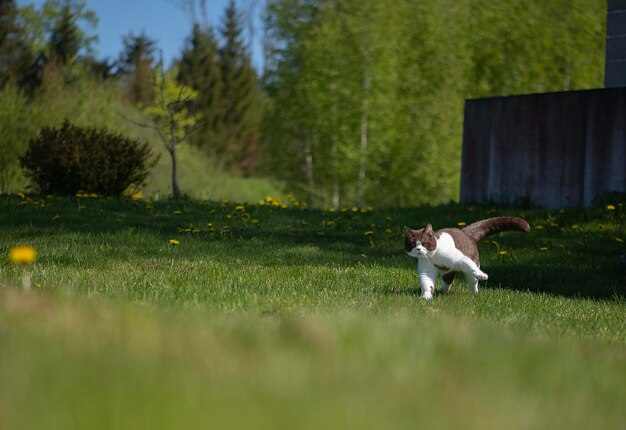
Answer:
[457, 221, 466, 227]
[364, 230, 374, 236]
[351, 207, 358, 212]
[173, 210, 182, 215]
[360, 208, 368, 213]
[325, 220, 335, 226]
[571, 224, 580, 230]
[90, 193, 99, 198]
[169, 239, 180, 246]
[606, 204, 616, 211]
[535, 225, 544, 230]
[222, 226, 230, 232]
[616, 237, 624, 243]
[226, 214, 233, 219]
[266, 196, 273, 202]
[327, 207, 335, 212]
[259, 199, 266, 205]
[9, 245, 36, 264]
[540, 247, 548, 251]
[499, 250, 508, 256]
[280, 204, 287, 209]
[340, 208, 348, 213]
[550, 223, 559, 227]
[385, 228, 393, 234]
[235, 205, 245, 211]
[17, 192, 25, 199]
[251, 219, 259, 225]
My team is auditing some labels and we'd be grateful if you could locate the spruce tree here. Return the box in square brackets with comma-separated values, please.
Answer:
[48, 3, 80, 65]
[178, 23, 222, 153]
[0, 0, 36, 91]
[217, 0, 262, 174]
[119, 32, 156, 105]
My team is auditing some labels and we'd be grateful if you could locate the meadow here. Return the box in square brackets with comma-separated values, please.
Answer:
[0, 193, 625, 429]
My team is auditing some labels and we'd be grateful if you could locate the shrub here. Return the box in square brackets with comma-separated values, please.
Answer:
[20, 120, 158, 196]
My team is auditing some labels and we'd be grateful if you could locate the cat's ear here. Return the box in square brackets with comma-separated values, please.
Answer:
[403, 226, 413, 237]
[424, 224, 433, 234]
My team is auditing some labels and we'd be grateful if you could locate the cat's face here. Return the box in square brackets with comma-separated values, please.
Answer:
[403, 225, 437, 258]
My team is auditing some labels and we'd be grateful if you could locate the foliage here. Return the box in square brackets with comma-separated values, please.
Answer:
[262, 0, 606, 208]
[0, 83, 32, 192]
[119, 32, 157, 105]
[177, 24, 222, 157]
[20, 120, 157, 196]
[216, 0, 263, 174]
[142, 66, 201, 198]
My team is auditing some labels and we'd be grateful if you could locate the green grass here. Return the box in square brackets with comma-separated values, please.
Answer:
[0, 194, 625, 429]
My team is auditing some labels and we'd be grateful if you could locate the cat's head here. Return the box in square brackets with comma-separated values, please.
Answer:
[403, 224, 437, 258]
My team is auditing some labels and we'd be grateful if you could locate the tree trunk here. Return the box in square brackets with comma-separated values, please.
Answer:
[358, 72, 371, 206]
[304, 136, 315, 207]
[169, 130, 181, 199]
[331, 136, 339, 210]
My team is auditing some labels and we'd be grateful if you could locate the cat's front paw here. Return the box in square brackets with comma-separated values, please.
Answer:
[473, 270, 488, 281]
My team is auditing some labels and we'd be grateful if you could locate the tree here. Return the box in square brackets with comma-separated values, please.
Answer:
[0, 83, 32, 192]
[177, 23, 222, 153]
[138, 62, 201, 199]
[47, 2, 80, 65]
[0, 0, 38, 91]
[217, 0, 263, 174]
[119, 32, 157, 105]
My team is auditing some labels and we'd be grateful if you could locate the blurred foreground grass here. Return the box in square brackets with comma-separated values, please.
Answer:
[0, 194, 625, 429]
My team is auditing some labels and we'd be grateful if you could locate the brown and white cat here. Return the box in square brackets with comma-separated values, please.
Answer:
[404, 217, 530, 299]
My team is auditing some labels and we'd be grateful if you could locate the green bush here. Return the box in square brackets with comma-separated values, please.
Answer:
[20, 120, 158, 196]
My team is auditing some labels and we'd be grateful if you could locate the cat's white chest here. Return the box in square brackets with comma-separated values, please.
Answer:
[430, 232, 464, 267]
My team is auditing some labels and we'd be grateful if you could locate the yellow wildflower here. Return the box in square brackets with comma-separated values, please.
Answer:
[235, 205, 245, 211]
[540, 247, 548, 251]
[169, 239, 180, 246]
[251, 219, 259, 225]
[499, 250, 508, 256]
[351, 207, 358, 212]
[535, 225, 544, 230]
[457, 221, 466, 227]
[9, 245, 37, 264]
[571, 224, 580, 230]
[17, 192, 25, 199]
[173, 210, 182, 215]
[364, 230, 374, 236]
[259, 199, 266, 205]
[616, 237, 624, 243]
[606, 204, 616, 211]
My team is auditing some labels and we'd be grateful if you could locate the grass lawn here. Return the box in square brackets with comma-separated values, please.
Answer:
[1, 194, 625, 429]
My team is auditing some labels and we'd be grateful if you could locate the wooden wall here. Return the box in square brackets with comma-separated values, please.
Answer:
[461, 87, 626, 208]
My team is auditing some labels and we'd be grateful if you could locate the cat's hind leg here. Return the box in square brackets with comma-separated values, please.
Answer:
[440, 272, 456, 293]
[456, 255, 488, 281]
[463, 271, 479, 294]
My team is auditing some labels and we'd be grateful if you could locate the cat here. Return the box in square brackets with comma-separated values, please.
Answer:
[404, 217, 530, 299]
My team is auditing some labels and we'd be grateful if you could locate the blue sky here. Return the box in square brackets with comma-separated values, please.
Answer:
[16, 0, 263, 69]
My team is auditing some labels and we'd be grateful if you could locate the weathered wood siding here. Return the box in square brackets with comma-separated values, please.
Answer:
[606, 0, 626, 87]
[461, 88, 626, 208]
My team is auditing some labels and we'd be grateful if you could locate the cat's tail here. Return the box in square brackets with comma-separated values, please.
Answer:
[462, 216, 530, 241]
